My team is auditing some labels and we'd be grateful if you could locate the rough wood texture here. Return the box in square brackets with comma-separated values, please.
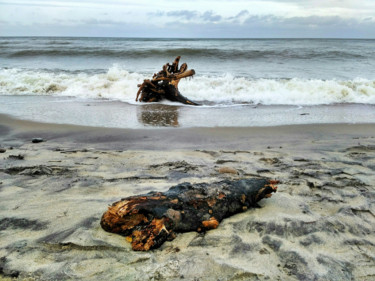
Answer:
[101, 178, 278, 251]
[136, 56, 199, 105]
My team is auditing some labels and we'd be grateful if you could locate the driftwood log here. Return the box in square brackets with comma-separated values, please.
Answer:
[136, 56, 199, 105]
[101, 178, 278, 251]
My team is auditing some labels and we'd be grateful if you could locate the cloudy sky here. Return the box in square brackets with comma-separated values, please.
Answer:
[1, 0, 374, 38]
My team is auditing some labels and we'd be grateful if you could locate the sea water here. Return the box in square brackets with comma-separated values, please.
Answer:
[0, 37, 374, 127]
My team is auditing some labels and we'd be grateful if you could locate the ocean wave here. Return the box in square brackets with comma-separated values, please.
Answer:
[45, 40, 73, 45]
[1, 47, 367, 60]
[1, 67, 374, 105]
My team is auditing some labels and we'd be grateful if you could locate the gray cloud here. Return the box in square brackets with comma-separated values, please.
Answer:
[236, 10, 250, 18]
[147, 10, 163, 17]
[166, 10, 198, 20]
[164, 15, 375, 38]
[81, 18, 126, 26]
[2, 14, 374, 38]
[1, 1, 374, 38]
[149, 9, 221, 22]
[227, 10, 250, 22]
[245, 15, 366, 30]
[0, 20, 158, 37]
[201, 11, 222, 22]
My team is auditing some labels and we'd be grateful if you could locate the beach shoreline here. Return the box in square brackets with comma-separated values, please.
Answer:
[1, 113, 375, 280]
[1, 112, 375, 151]
[1, 95, 375, 129]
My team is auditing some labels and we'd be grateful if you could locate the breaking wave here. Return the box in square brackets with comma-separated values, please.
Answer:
[1, 66, 375, 106]
[1, 48, 368, 60]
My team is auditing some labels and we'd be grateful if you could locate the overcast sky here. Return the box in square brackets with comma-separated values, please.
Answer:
[1, 0, 374, 38]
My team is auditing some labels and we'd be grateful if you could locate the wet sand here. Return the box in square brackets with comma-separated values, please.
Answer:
[1, 114, 375, 280]
[2, 96, 375, 129]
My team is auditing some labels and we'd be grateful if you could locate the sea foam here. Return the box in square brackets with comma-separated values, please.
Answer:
[1, 66, 374, 106]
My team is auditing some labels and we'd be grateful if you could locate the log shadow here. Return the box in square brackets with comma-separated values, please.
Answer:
[137, 104, 180, 127]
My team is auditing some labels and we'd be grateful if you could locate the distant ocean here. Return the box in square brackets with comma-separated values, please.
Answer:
[1, 37, 375, 127]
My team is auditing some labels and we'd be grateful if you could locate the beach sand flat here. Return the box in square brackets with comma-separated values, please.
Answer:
[1, 114, 375, 280]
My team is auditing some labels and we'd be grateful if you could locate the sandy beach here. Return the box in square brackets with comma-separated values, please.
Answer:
[1, 113, 374, 280]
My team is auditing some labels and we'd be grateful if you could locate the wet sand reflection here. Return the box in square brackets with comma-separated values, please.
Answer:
[137, 104, 180, 127]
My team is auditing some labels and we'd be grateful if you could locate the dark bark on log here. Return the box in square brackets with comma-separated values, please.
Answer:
[163, 83, 200, 106]
[101, 178, 278, 251]
[136, 56, 199, 105]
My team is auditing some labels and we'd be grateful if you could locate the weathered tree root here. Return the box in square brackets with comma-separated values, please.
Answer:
[101, 178, 278, 251]
[136, 56, 199, 105]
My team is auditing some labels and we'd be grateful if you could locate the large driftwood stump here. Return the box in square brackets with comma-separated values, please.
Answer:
[101, 178, 278, 251]
[136, 56, 199, 105]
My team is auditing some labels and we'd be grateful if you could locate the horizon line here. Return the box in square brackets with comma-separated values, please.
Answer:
[1, 35, 375, 40]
